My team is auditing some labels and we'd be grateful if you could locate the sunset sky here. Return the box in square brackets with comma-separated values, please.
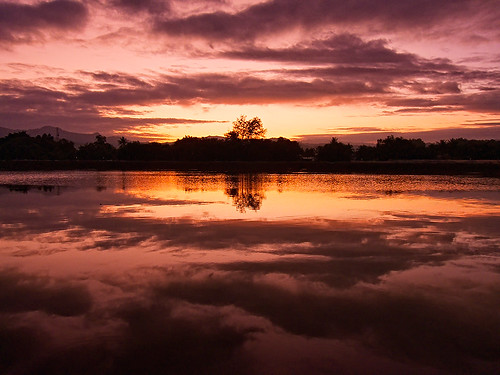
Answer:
[1, 0, 499, 143]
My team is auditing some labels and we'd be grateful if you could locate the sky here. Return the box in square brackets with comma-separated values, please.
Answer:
[0, 0, 499, 144]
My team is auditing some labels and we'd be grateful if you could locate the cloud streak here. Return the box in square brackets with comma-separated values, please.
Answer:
[153, 0, 500, 42]
[221, 34, 421, 65]
[2, 41, 498, 134]
[0, 0, 88, 45]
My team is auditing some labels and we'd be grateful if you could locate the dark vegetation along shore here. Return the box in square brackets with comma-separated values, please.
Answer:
[1, 121, 499, 176]
[1, 160, 499, 177]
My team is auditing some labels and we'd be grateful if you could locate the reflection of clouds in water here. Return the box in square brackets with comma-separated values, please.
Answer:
[4, 209, 499, 262]
[0, 267, 260, 375]
[153, 259, 500, 370]
[0, 268, 92, 316]
[1, 173, 500, 374]
[1, 257, 498, 374]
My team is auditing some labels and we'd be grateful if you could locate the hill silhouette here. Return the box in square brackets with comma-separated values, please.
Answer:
[0, 126, 122, 146]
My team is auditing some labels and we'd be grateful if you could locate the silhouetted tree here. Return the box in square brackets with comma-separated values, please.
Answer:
[427, 138, 500, 160]
[118, 136, 128, 148]
[225, 116, 266, 140]
[172, 136, 227, 161]
[375, 136, 428, 160]
[301, 147, 316, 159]
[39, 135, 76, 160]
[118, 140, 171, 160]
[3, 130, 499, 162]
[0, 132, 76, 160]
[316, 138, 353, 161]
[77, 135, 116, 160]
[355, 144, 377, 161]
[0, 132, 43, 160]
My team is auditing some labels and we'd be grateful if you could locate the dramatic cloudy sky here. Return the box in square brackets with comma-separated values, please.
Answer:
[1, 0, 499, 142]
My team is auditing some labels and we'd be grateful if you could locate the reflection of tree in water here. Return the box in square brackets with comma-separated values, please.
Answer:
[1, 184, 60, 194]
[225, 174, 266, 212]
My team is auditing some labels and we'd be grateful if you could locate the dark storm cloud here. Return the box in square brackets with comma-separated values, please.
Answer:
[0, 0, 88, 44]
[153, 0, 498, 41]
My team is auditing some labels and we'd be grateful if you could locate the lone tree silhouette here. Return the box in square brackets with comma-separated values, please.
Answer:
[226, 115, 266, 140]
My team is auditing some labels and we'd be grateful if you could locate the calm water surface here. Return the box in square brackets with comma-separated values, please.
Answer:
[0, 171, 499, 375]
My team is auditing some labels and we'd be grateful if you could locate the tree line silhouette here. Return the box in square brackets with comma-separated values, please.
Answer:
[319, 136, 500, 161]
[0, 131, 304, 161]
[1, 121, 499, 162]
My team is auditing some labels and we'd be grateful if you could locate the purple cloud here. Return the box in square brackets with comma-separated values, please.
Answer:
[153, 0, 498, 41]
[1, 37, 498, 135]
[0, 77, 223, 134]
[221, 34, 418, 65]
[386, 90, 500, 114]
[110, 0, 169, 14]
[0, 0, 88, 44]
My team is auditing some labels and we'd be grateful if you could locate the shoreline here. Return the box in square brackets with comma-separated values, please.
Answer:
[0, 160, 499, 177]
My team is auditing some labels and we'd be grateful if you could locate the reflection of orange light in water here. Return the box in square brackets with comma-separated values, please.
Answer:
[1, 172, 499, 375]
[3, 173, 500, 279]
[113, 173, 500, 220]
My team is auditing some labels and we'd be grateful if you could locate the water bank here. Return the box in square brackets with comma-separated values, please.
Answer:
[0, 160, 499, 177]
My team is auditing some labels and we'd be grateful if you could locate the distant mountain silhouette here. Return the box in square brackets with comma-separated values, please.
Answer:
[0, 126, 121, 146]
